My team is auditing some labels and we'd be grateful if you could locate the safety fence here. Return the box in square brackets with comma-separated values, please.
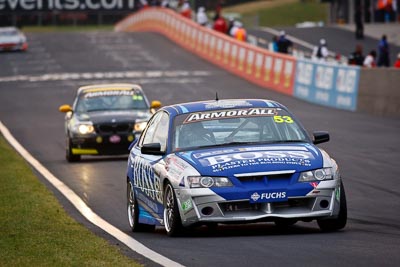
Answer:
[115, 8, 361, 112]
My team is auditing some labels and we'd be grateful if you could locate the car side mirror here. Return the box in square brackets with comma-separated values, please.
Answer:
[59, 104, 73, 113]
[150, 100, 162, 109]
[141, 143, 165, 155]
[313, 131, 330, 144]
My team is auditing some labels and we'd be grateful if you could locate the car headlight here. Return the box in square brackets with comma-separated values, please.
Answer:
[188, 176, 233, 188]
[299, 168, 333, 182]
[134, 121, 147, 132]
[77, 124, 95, 134]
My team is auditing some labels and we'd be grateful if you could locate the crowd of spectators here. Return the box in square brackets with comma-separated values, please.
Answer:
[138, 1, 400, 69]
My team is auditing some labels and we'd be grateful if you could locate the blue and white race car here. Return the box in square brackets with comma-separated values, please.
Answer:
[126, 99, 347, 236]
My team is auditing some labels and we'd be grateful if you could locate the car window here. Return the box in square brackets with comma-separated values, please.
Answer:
[152, 112, 169, 151]
[172, 107, 309, 151]
[140, 112, 163, 147]
[75, 90, 148, 113]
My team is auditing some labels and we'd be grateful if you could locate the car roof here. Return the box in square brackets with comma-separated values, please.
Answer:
[162, 99, 287, 116]
[77, 83, 143, 95]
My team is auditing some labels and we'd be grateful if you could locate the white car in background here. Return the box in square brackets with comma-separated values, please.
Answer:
[0, 27, 28, 52]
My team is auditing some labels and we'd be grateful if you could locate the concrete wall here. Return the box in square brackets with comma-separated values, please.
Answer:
[358, 69, 400, 118]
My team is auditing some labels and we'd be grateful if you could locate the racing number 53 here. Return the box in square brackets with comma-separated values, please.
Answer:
[274, 116, 293, 123]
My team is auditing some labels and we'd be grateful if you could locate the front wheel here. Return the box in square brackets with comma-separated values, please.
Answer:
[317, 181, 347, 232]
[163, 183, 184, 237]
[66, 136, 80, 162]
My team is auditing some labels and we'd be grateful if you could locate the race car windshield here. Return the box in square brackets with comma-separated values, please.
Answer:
[75, 91, 149, 113]
[172, 107, 309, 151]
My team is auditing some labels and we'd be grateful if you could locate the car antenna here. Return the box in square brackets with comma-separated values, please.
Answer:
[215, 92, 219, 101]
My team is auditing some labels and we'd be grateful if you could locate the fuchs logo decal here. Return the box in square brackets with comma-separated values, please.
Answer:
[184, 108, 277, 123]
[251, 192, 260, 202]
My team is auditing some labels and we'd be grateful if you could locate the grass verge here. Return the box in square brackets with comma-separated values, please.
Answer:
[0, 134, 140, 266]
[224, 0, 328, 28]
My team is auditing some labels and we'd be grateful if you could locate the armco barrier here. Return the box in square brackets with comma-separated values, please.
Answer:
[115, 8, 296, 96]
[294, 59, 360, 111]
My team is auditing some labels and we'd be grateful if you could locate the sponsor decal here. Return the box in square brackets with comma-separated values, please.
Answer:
[205, 100, 252, 109]
[198, 150, 313, 172]
[85, 90, 139, 98]
[184, 108, 277, 124]
[109, 135, 120, 144]
[310, 182, 319, 188]
[335, 186, 340, 201]
[131, 156, 162, 203]
[250, 191, 287, 203]
[251, 192, 260, 202]
[181, 198, 193, 212]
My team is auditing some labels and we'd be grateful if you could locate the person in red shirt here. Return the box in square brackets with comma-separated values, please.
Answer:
[213, 14, 227, 34]
[394, 53, 400, 68]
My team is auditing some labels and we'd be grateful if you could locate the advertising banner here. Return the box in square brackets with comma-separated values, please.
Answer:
[294, 59, 360, 111]
[0, 0, 137, 11]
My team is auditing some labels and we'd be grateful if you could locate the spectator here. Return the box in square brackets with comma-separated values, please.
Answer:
[377, 34, 390, 67]
[233, 21, 247, 42]
[312, 38, 329, 61]
[229, 20, 240, 37]
[269, 36, 278, 52]
[363, 50, 377, 68]
[196, 6, 208, 26]
[394, 53, 400, 68]
[277, 31, 292, 54]
[180, 0, 192, 19]
[213, 14, 227, 34]
[348, 44, 364, 66]
[226, 17, 235, 36]
[161, 0, 170, 8]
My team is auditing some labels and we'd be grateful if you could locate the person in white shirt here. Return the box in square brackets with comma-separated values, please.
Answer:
[363, 50, 377, 68]
[196, 6, 208, 26]
[312, 39, 329, 61]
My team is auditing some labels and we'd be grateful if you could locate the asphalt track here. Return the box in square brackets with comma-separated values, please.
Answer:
[1, 31, 400, 267]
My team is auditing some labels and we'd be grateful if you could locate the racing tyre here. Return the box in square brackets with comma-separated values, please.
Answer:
[317, 182, 347, 232]
[66, 137, 80, 162]
[163, 182, 184, 237]
[127, 181, 155, 232]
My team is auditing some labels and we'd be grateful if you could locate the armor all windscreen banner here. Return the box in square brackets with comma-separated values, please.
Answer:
[0, 0, 137, 11]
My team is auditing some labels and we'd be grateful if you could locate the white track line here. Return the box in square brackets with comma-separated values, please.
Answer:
[0, 121, 183, 267]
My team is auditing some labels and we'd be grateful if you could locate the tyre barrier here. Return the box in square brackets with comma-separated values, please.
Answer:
[115, 8, 398, 116]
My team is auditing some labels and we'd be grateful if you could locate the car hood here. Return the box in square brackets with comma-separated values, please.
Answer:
[77, 110, 152, 124]
[175, 143, 323, 176]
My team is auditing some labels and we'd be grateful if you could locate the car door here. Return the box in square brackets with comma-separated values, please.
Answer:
[131, 111, 169, 219]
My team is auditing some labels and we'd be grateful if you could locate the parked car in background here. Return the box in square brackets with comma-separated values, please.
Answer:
[59, 83, 161, 162]
[0, 27, 28, 52]
[126, 99, 347, 236]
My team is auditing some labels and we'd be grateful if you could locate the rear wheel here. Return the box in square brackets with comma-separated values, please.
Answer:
[66, 137, 80, 162]
[317, 181, 347, 232]
[127, 181, 155, 232]
[163, 183, 184, 237]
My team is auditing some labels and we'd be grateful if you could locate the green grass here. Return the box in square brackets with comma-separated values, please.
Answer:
[0, 135, 141, 266]
[22, 25, 113, 32]
[239, 0, 329, 28]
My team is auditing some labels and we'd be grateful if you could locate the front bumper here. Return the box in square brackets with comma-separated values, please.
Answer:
[176, 181, 341, 227]
[70, 132, 140, 155]
[0, 42, 28, 51]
